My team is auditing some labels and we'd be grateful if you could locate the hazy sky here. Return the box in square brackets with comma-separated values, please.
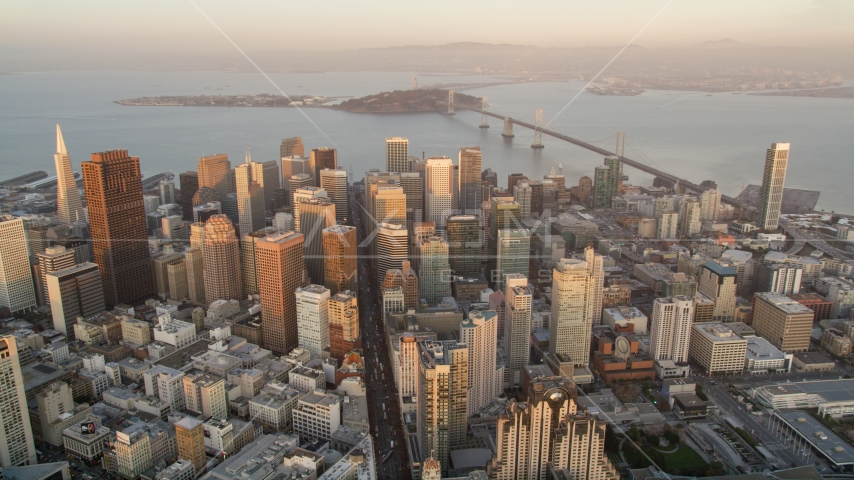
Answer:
[3, 0, 853, 55]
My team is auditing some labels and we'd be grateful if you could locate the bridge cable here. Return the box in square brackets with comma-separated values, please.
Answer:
[625, 137, 677, 178]
[585, 134, 620, 145]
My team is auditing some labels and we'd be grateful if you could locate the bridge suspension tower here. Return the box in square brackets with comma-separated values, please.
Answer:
[531, 108, 544, 149]
[479, 96, 489, 128]
[447, 90, 455, 115]
[616, 131, 626, 177]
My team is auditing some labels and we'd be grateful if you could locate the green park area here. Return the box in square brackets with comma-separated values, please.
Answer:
[621, 426, 725, 477]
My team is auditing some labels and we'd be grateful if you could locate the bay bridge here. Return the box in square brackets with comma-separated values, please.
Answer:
[446, 91, 739, 206]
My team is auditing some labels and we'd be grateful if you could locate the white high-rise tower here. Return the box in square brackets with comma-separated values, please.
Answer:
[295, 285, 331, 359]
[649, 296, 694, 365]
[0, 336, 37, 467]
[425, 157, 453, 229]
[386, 137, 410, 173]
[757, 143, 790, 230]
[549, 247, 604, 368]
[54, 125, 85, 225]
[460, 310, 502, 415]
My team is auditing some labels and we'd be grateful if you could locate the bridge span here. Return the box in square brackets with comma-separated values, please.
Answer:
[460, 105, 739, 206]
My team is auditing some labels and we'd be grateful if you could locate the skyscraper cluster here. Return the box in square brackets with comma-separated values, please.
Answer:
[0, 124, 827, 480]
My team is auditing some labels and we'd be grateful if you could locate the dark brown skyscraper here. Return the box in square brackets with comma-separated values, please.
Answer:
[82, 150, 155, 307]
[310, 148, 337, 185]
[280, 136, 305, 158]
[507, 173, 528, 193]
[322, 225, 358, 295]
[179, 171, 199, 221]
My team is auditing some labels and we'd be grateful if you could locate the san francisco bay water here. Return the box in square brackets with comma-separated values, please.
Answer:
[0, 70, 851, 212]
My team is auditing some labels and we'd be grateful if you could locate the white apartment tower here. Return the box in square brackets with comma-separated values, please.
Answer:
[295, 285, 331, 359]
[53, 125, 85, 225]
[460, 310, 502, 415]
[397, 333, 420, 414]
[425, 157, 454, 228]
[549, 247, 605, 367]
[386, 137, 410, 173]
[0, 336, 37, 467]
[678, 198, 702, 238]
[0, 215, 37, 314]
[504, 274, 532, 387]
[757, 142, 790, 230]
[656, 211, 679, 239]
[650, 296, 695, 364]
[699, 189, 721, 222]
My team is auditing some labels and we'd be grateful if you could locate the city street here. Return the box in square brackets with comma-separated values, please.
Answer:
[350, 190, 412, 480]
[36, 441, 104, 479]
[780, 218, 852, 259]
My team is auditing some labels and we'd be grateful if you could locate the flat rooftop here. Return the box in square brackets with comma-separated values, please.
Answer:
[755, 292, 815, 315]
[776, 410, 854, 466]
[745, 336, 787, 362]
[692, 323, 746, 343]
[154, 339, 213, 371]
[703, 260, 737, 277]
[793, 351, 835, 365]
[758, 378, 854, 403]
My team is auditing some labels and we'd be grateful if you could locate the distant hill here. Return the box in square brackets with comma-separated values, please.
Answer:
[693, 38, 756, 49]
[6, 41, 852, 80]
[332, 89, 478, 113]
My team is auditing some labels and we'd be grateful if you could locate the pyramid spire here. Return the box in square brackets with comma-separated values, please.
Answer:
[56, 124, 67, 155]
[54, 124, 84, 226]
